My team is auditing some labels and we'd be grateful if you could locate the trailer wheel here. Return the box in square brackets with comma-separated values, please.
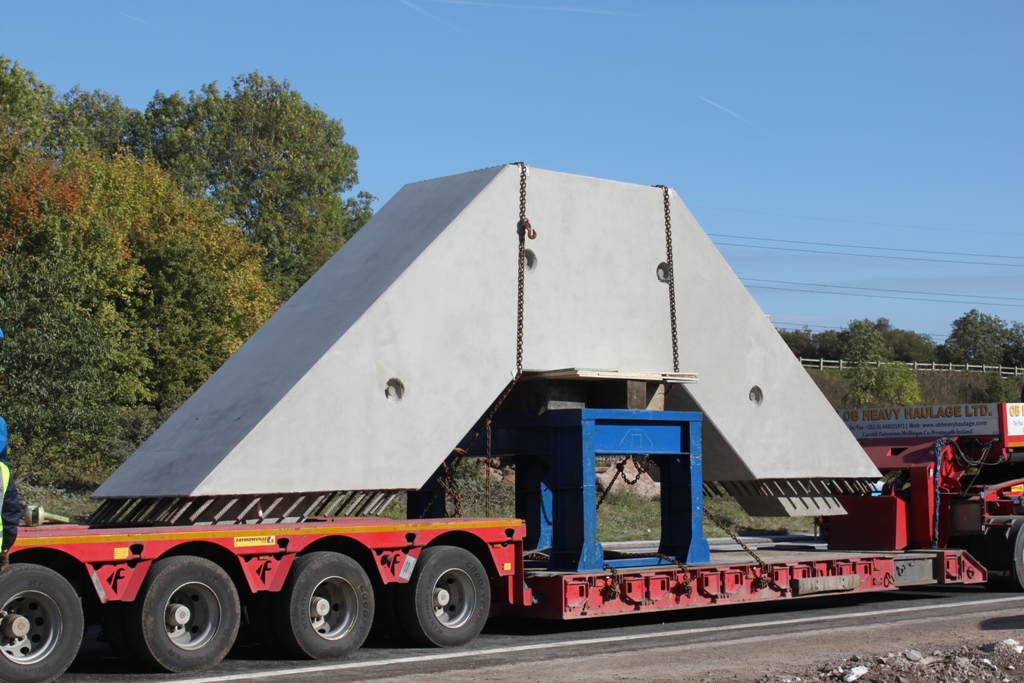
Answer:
[0, 563, 84, 683]
[272, 552, 374, 659]
[397, 546, 490, 647]
[126, 556, 240, 672]
[1012, 525, 1024, 591]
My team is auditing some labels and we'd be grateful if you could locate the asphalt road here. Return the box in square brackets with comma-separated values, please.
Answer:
[61, 586, 1024, 683]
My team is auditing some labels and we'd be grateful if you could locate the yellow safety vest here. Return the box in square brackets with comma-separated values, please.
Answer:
[0, 462, 9, 547]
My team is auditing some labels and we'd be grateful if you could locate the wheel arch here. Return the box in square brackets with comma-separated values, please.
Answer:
[157, 541, 252, 597]
[10, 548, 99, 623]
[425, 531, 501, 580]
[297, 536, 378, 586]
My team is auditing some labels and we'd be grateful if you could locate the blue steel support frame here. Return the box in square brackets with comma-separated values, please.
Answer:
[514, 456, 553, 551]
[496, 409, 709, 572]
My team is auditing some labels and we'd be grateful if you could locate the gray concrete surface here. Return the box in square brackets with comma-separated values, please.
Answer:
[95, 165, 879, 501]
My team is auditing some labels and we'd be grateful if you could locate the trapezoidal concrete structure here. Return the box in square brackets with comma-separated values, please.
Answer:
[94, 165, 879, 515]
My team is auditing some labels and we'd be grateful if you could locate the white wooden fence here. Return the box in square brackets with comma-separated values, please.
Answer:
[799, 357, 1024, 377]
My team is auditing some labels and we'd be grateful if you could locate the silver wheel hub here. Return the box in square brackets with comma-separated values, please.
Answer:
[310, 597, 331, 619]
[0, 591, 63, 665]
[166, 603, 191, 627]
[431, 568, 475, 630]
[306, 576, 357, 641]
[163, 582, 221, 651]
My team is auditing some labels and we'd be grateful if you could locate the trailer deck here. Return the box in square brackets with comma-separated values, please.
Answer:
[510, 539, 986, 620]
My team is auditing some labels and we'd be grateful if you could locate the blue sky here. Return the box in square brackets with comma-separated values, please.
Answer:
[2, 1, 1021, 342]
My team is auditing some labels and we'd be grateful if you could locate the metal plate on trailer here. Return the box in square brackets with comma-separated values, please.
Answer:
[791, 575, 861, 596]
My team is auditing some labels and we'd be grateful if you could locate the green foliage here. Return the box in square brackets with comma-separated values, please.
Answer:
[139, 73, 374, 298]
[779, 314, 1023, 371]
[940, 309, 1012, 366]
[0, 141, 276, 485]
[811, 368, 1022, 409]
[0, 58, 371, 488]
[839, 319, 892, 362]
[72, 152, 279, 407]
[0, 56, 55, 143]
[46, 87, 141, 157]
[842, 362, 922, 407]
[776, 328, 815, 358]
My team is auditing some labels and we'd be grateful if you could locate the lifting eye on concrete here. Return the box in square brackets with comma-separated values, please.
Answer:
[385, 378, 405, 404]
[656, 262, 670, 283]
[524, 249, 537, 272]
[749, 386, 764, 407]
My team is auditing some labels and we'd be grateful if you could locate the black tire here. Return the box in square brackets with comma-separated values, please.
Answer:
[981, 524, 1024, 592]
[125, 556, 240, 672]
[271, 552, 374, 659]
[1011, 524, 1024, 591]
[0, 563, 85, 683]
[397, 546, 490, 648]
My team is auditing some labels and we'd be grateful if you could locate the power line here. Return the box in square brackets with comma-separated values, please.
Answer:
[745, 283, 1024, 309]
[715, 242, 1024, 268]
[741, 278, 1024, 303]
[709, 234, 1024, 261]
[691, 205, 1021, 238]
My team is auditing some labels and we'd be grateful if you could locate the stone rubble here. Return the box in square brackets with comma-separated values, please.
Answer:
[758, 639, 1023, 683]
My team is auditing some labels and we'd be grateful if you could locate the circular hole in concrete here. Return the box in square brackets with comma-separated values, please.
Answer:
[656, 262, 671, 283]
[524, 249, 537, 272]
[749, 385, 763, 407]
[385, 378, 405, 404]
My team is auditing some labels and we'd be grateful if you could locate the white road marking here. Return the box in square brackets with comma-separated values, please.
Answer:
[175, 595, 1024, 683]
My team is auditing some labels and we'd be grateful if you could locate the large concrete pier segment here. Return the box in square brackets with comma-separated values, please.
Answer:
[94, 165, 878, 501]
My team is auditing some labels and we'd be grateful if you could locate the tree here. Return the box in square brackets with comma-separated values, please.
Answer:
[814, 330, 843, 360]
[0, 138, 276, 486]
[839, 319, 891, 363]
[139, 72, 374, 298]
[0, 56, 55, 144]
[940, 310, 1011, 366]
[776, 327, 815, 358]
[1004, 322, 1024, 368]
[68, 152, 278, 407]
[45, 87, 141, 158]
[0, 140, 149, 484]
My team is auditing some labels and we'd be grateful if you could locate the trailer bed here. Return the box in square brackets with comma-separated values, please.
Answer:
[509, 539, 987, 620]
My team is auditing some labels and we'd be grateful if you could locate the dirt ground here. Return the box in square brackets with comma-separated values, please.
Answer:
[363, 605, 1024, 683]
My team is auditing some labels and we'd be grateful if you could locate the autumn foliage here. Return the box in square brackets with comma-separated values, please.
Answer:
[0, 57, 366, 487]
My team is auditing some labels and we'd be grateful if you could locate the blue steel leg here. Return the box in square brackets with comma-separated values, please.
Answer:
[514, 455, 553, 551]
[407, 464, 447, 519]
[548, 421, 604, 572]
[656, 420, 710, 564]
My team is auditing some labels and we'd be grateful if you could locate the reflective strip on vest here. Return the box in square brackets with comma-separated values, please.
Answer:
[0, 462, 8, 543]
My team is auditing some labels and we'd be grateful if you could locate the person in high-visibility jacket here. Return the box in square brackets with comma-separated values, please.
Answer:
[0, 327, 20, 571]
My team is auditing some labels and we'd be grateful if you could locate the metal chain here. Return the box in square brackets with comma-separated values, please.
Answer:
[652, 185, 679, 373]
[704, 507, 772, 590]
[421, 162, 535, 518]
[596, 455, 653, 509]
[602, 551, 693, 598]
[602, 563, 622, 600]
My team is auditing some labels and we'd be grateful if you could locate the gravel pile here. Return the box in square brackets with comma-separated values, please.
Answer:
[761, 638, 1023, 683]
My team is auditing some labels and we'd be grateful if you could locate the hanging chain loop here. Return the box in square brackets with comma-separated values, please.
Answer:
[596, 455, 654, 509]
[422, 162, 535, 518]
